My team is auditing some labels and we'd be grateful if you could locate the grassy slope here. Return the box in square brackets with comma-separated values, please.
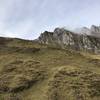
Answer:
[0, 38, 100, 100]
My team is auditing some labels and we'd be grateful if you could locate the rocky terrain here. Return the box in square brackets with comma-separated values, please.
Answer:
[38, 27, 100, 53]
[0, 27, 100, 100]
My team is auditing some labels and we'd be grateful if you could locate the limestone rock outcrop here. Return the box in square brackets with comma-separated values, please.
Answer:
[38, 28, 100, 53]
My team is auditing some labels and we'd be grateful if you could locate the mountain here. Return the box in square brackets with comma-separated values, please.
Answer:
[38, 27, 100, 53]
[0, 28, 100, 100]
[75, 25, 100, 37]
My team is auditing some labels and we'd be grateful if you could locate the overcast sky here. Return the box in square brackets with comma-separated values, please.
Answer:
[0, 0, 100, 39]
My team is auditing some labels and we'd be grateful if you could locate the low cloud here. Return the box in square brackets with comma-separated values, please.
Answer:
[0, 0, 100, 39]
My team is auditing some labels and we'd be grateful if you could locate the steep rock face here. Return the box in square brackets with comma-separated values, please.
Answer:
[38, 28, 100, 53]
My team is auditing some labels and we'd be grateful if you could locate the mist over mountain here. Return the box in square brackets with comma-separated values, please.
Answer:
[0, 32, 100, 100]
[74, 25, 100, 37]
[1, 0, 100, 100]
[38, 26, 100, 54]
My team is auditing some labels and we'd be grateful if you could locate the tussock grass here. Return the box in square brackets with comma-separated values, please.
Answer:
[0, 37, 100, 100]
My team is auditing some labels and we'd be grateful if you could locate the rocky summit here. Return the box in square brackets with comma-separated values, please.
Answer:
[75, 25, 100, 37]
[38, 27, 100, 53]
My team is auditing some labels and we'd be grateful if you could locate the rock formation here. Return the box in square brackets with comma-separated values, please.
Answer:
[38, 27, 100, 53]
[75, 25, 100, 37]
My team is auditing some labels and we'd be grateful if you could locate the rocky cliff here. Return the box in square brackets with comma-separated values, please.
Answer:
[38, 28, 100, 53]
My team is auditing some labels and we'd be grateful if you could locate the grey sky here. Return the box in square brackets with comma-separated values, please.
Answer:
[0, 0, 100, 39]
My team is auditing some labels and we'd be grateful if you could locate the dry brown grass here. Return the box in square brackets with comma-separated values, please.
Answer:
[0, 37, 100, 100]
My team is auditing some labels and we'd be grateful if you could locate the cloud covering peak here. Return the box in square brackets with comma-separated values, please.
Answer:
[0, 0, 100, 39]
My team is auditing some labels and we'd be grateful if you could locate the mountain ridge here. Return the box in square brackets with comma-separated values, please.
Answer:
[75, 25, 100, 37]
[0, 31, 100, 100]
[38, 27, 100, 53]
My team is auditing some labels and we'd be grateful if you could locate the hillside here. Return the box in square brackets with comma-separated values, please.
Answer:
[0, 37, 100, 100]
